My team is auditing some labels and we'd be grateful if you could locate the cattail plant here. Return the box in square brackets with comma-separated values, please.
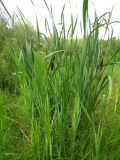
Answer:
[16, 0, 117, 159]
[0, 0, 119, 159]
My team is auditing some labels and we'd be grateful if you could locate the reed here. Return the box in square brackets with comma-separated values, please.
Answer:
[0, 0, 119, 159]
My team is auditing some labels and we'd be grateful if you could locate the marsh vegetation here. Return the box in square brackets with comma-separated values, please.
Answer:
[0, 0, 120, 159]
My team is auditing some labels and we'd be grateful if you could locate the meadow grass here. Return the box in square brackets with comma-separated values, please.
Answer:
[0, 0, 120, 159]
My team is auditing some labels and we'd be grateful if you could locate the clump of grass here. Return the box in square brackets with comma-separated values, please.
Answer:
[1, 0, 120, 159]
[17, 2, 113, 159]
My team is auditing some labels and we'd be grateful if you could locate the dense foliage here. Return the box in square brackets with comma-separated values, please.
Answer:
[0, 1, 120, 159]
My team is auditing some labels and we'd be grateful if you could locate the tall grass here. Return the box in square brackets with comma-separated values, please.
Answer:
[0, 0, 119, 159]
[0, 91, 6, 160]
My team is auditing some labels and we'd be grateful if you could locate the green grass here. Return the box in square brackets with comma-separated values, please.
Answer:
[1, 67, 120, 159]
[0, 0, 120, 159]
